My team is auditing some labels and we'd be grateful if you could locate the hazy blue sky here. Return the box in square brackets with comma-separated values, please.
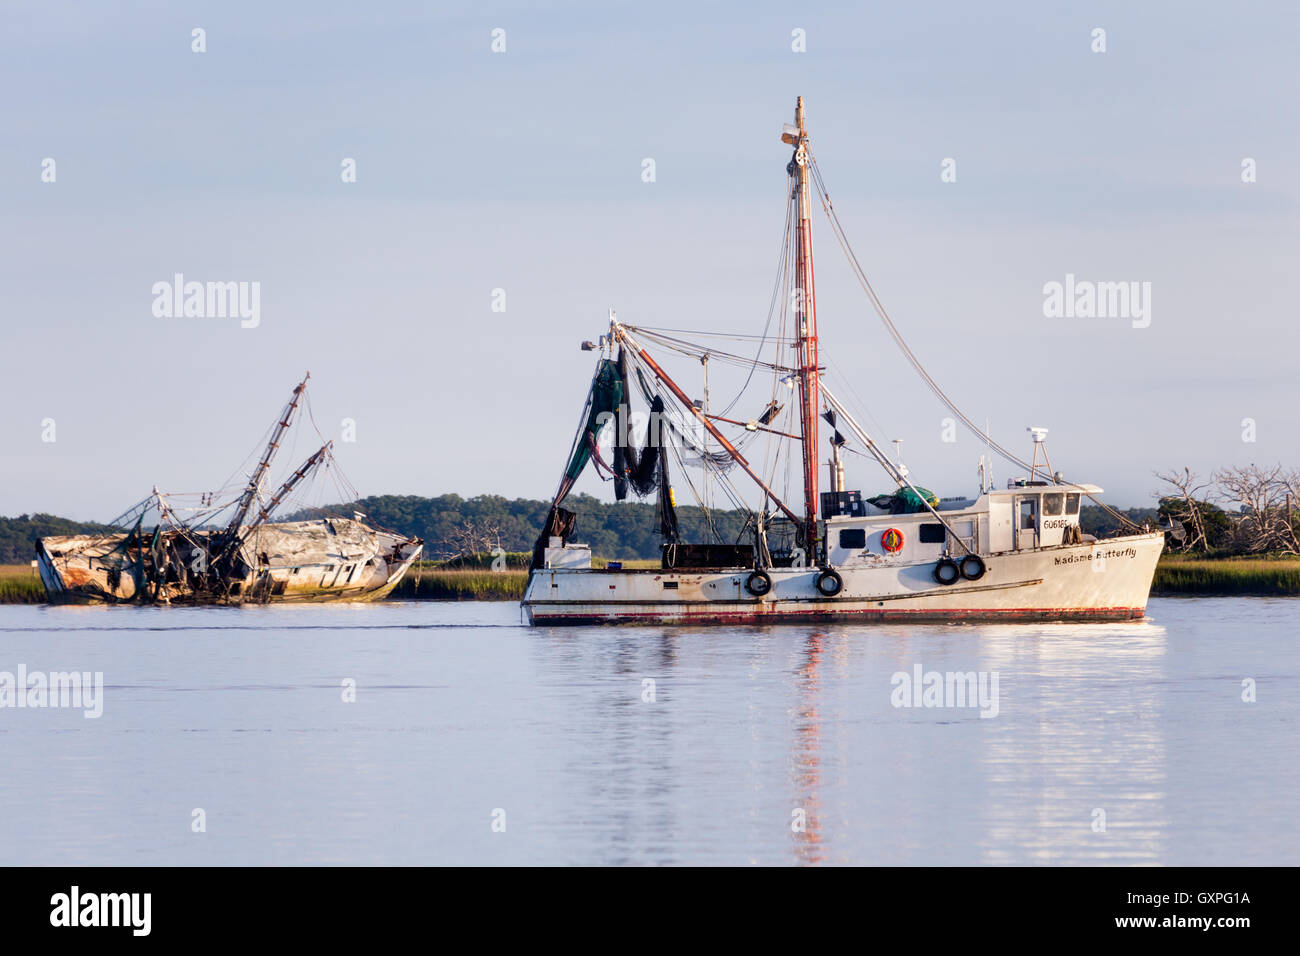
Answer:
[3, 0, 1297, 520]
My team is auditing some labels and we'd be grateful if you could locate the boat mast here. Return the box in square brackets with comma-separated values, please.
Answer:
[246, 441, 334, 532]
[210, 373, 311, 574]
[786, 96, 821, 558]
[222, 372, 309, 540]
[701, 353, 710, 515]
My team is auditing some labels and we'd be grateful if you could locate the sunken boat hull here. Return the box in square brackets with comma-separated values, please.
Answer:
[37, 518, 422, 606]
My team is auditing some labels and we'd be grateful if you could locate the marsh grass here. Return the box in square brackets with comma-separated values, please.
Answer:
[392, 567, 527, 601]
[0, 565, 45, 603]
[1153, 554, 1300, 595]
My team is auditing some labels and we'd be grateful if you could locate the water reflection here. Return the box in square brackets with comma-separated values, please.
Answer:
[976, 621, 1169, 864]
[1, 601, 1292, 865]
[791, 632, 826, 865]
[524, 617, 1182, 865]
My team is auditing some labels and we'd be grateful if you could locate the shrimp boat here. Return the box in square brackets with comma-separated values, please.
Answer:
[522, 97, 1163, 625]
[36, 374, 423, 605]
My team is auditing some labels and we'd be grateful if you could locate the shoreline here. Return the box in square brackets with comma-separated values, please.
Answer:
[4, 558, 1299, 605]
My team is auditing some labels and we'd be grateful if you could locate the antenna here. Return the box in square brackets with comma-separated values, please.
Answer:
[1027, 426, 1053, 482]
[985, 418, 994, 492]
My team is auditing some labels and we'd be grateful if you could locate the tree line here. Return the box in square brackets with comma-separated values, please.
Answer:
[0, 514, 115, 565]
[14, 474, 1288, 565]
[288, 493, 1160, 560]
[287, 493, 755, 561]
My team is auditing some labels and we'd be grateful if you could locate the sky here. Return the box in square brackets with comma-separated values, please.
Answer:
[2, 0, 1297, 520]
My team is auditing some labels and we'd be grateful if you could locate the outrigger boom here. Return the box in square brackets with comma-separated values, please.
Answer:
[613, 324, 802, 528]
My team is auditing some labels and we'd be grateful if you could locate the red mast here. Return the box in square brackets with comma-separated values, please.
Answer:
[785, 97, 821, 560]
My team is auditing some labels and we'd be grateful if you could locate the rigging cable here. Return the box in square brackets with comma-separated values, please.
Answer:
[807, 154, 1142, 532]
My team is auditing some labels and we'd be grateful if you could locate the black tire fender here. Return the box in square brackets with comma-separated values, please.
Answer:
[745, 570, 773, 597]
[815, 568, 844, 597]
[811, 572, 842, 595]
[933, 558, 961, 586]
[959, 555, 986, 581]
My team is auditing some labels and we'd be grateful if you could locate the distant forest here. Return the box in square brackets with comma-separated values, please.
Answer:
[0, 514, 115, 565]
[0, 495, 1160, 564]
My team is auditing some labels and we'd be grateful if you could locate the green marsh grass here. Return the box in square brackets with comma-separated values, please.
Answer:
[1153, 554, 1300, 596]
[0, 565, 45, 604]
[392, 566, 527, 601]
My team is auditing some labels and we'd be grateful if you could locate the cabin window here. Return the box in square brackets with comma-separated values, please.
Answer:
[1019, 499, 1037, 529]
[918, 523, 946, 544]
[1043, 494, 1064, 516]
[1065, 493, 1081, 515]
[839, 528, 867, 549]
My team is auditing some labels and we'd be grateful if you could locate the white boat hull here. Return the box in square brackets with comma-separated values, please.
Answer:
[522, 532, 1164, 625]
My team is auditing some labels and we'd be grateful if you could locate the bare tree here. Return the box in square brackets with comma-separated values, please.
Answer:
[1154, 468, 1215, 552]
[440, 519, 504, 562]
[1276, 467, 1300, 553]
[1214, 464, 1298, 555]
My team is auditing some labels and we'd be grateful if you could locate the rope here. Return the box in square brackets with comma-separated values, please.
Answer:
[808, 154, 1143, 533]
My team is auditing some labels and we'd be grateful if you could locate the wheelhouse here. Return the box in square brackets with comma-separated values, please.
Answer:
[824, 483, 1097, 568]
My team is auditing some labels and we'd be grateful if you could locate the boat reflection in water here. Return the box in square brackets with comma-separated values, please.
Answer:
[529, 615, 1173, 866]
[791, 632, 826, 866]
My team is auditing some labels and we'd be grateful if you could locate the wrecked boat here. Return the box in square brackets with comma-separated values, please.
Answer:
[36, 375, 423, 605]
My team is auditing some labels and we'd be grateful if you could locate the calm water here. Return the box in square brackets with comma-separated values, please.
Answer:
[0, 597, 1295, 866]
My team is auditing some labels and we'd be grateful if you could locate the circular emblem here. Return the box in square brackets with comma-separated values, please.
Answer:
[881, 528, 905, 553]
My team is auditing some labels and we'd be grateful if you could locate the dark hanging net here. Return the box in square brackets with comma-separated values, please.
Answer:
[657, 445, 680, 542]
[530, 350, 683, 571]
[529, 359, 623, 570]
[613, 349, 666, 501]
